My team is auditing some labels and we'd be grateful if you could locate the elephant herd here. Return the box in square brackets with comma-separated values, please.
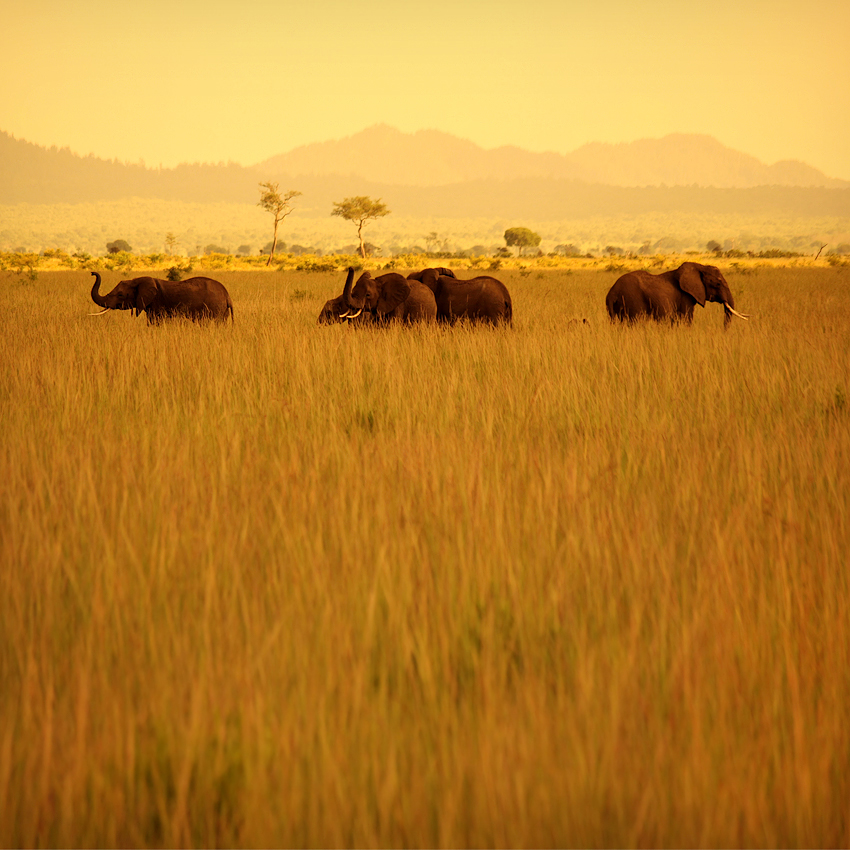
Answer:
[89, 262, 748, 327]
[317, 267, 513, 326]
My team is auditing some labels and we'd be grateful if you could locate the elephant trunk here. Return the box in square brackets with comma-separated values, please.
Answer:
[90, 271, 107, 307]
[342, 267, 355, 310]
[89, 271, 110, 315]
[338, 267, 363, 319]
[721, 291, 750, 323]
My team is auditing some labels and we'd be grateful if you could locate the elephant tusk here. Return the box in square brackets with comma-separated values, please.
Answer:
[339, 310, 352, 318]
[344, 308, 363, 320]
[723, 303, 750, 320]
[88, 308, 110, 315]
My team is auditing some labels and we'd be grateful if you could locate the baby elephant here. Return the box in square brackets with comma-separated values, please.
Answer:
[90, 272, 233, 324]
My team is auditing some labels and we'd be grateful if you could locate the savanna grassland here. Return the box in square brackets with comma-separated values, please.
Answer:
[1, 264, 849, 847]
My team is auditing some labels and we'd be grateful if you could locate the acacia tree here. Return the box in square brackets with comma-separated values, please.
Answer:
[504, 227, 541, 257]
[425, 231, 440, 253]
[332, 196, 390, 259]
[258, 182, 302, 266]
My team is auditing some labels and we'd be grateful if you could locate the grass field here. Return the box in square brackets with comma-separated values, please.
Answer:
[1, 265, 848, 847]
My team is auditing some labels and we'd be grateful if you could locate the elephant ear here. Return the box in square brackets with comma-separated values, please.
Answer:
[677, 263, 706, 307]
[376, 276, 411, 315]
[135, 278, 159, 316]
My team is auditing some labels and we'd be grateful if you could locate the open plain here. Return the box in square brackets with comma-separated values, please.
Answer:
[1, 264, 848, 846]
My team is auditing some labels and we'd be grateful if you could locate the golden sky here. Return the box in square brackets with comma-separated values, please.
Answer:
[3, 0, 849, 178]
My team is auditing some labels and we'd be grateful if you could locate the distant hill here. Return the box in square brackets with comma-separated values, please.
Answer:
[0, 132, 254, 204]
[257, 125, 849, 189]
[1, 127, 849, 220]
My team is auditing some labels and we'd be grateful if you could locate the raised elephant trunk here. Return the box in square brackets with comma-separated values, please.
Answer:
[342, 267, 355, 309]
[339, 267, 362, 319]
[89, 271, 109, 314]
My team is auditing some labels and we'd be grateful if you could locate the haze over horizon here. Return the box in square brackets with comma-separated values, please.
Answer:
[3, 0, 849, 180]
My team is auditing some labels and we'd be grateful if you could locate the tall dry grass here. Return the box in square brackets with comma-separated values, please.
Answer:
[1, 266, 848, 847]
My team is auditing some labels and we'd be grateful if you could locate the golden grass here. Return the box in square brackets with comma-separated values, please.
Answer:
[1, 266, 848, 847]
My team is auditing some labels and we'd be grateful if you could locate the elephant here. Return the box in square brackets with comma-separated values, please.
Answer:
[406, 267, 513, 325]
[90, 271, 233, 324]
[318, 267, 437, 325]
[605, 262, 749, 326]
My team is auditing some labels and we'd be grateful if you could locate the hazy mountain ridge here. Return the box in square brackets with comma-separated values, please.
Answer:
[257, 125, 849, 189]
[2, 127, 849, 223]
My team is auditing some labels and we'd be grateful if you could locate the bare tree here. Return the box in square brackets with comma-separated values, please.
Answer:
[331, 196, 390, 259]
[258, 183, 302, 266]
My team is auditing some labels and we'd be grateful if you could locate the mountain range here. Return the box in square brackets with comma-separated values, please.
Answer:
[2, 125, 848, 219]
[257, 124, 848, 190]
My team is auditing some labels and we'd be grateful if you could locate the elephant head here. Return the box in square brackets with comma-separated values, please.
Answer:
[350, 271, 412, 319]
[317, 267, 366, 324]
[90, 271, 158, 317]
[677, 263, 749, 325]
[407, 267, 456, 293]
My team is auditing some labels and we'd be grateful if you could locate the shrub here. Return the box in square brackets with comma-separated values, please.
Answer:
[296, 257, 346, 273]
[104, 251, 134, 271]
[200, 253, 232, 270]
[2, 251, 40, 280]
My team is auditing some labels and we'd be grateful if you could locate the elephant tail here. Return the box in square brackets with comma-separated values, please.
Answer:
[503, 298, 513, 326]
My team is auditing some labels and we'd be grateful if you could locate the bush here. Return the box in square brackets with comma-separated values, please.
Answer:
[1, 251, 40, 280]
[200, 253, 232, 270]
[553, 244, 582, 257]
[107, 239, 132, 254]
[41, 248, 70, 261]
[296, 257, 348, 272]
[755, 249, 804, 258]
[827, 254, 850, 267]
[104, 251, 134, 271]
